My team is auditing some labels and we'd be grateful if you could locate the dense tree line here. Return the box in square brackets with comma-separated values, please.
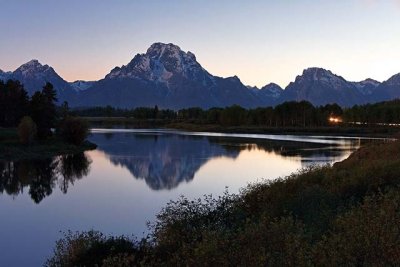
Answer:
[0, 80, 58, 138]
[343, 99, 400, 124]
[74, 101, 344, 127]
[75, 99, 400, 127]
[72, 105, 177, 120]
[0, 80, 88, 145]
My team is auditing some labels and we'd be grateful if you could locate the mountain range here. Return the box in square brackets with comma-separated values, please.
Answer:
[1, 42, 400, 108]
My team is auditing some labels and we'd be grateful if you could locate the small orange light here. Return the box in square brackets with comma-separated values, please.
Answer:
[329, 117, 342, 123]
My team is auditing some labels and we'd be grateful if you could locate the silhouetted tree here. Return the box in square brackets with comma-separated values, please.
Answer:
[30, 83, 58, 139]
[59, 101, 70, 120]
[0, 80, 29, 127]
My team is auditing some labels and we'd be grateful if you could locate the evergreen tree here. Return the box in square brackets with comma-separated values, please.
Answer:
[0, 80, 29, 127]
[30, 83, 58, 139]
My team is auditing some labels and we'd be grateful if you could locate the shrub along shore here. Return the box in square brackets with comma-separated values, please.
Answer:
[46, 138, 400, 266]
[0, 128, 96, 161]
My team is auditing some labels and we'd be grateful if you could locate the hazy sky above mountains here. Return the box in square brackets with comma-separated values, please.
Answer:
[1, 0, 399, 87]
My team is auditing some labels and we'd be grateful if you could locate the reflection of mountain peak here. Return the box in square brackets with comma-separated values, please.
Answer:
[91, 133, 240, 190]
[90, 132, 362, 191]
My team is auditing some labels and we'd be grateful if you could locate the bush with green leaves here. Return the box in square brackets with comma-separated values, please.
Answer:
[58, 116, 89, 145]
[17, 116, 37, 145]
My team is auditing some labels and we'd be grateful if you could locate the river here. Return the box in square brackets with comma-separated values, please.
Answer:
[0, 129, 382, 266]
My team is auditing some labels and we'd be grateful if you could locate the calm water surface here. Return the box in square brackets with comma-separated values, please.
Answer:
[0, 129, 380, 266]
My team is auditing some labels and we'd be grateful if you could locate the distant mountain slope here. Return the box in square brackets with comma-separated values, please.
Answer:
[0, 60, 77, 103]
[351, 78, 381, 96]
[280, 68, 365, 107]
[70, 80, 95, 92]
[371, 73, 400, 102]
[0, 69, 11, 81]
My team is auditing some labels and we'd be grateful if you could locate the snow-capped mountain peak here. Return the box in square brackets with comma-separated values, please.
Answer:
[295, 67, 349, 90]
[8, 59, 72, 97]
[70, 80, 95, 91]
[359, 78, 381, 87]
[301, 67, 339, 81]
[351, 78, 381, 95]
[260, 83, 283, 99]
[14, 59, 55, 78]
[106, 42, 215, 87]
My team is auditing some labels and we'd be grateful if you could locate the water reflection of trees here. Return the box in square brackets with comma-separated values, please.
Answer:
[208, 136, 361, 160]
[0, 153, 91, 203]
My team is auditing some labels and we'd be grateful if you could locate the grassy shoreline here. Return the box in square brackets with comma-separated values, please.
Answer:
[0, 128, 97, 161]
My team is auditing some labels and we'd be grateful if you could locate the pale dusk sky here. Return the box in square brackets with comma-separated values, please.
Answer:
[1, 0, 400, 88]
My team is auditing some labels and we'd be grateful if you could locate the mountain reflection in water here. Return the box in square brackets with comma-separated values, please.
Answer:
[90, 131, 362, 191]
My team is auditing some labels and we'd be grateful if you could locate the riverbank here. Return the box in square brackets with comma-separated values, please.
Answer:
[46, 137, 400, 266]
[0, 128, 97, 161]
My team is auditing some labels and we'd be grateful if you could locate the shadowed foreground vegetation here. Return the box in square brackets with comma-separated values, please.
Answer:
[46, 138, 400, 266]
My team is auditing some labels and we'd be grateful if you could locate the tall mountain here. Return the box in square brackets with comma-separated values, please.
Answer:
[0, 60, 77, 103]
[11, 60, 71, 95]
[248, 83, 283, 106]
[76, 43, 262, 109]
[280, 68, 364, 106]
[258, 83, 283, 105]
[371, 73, 400, 102]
